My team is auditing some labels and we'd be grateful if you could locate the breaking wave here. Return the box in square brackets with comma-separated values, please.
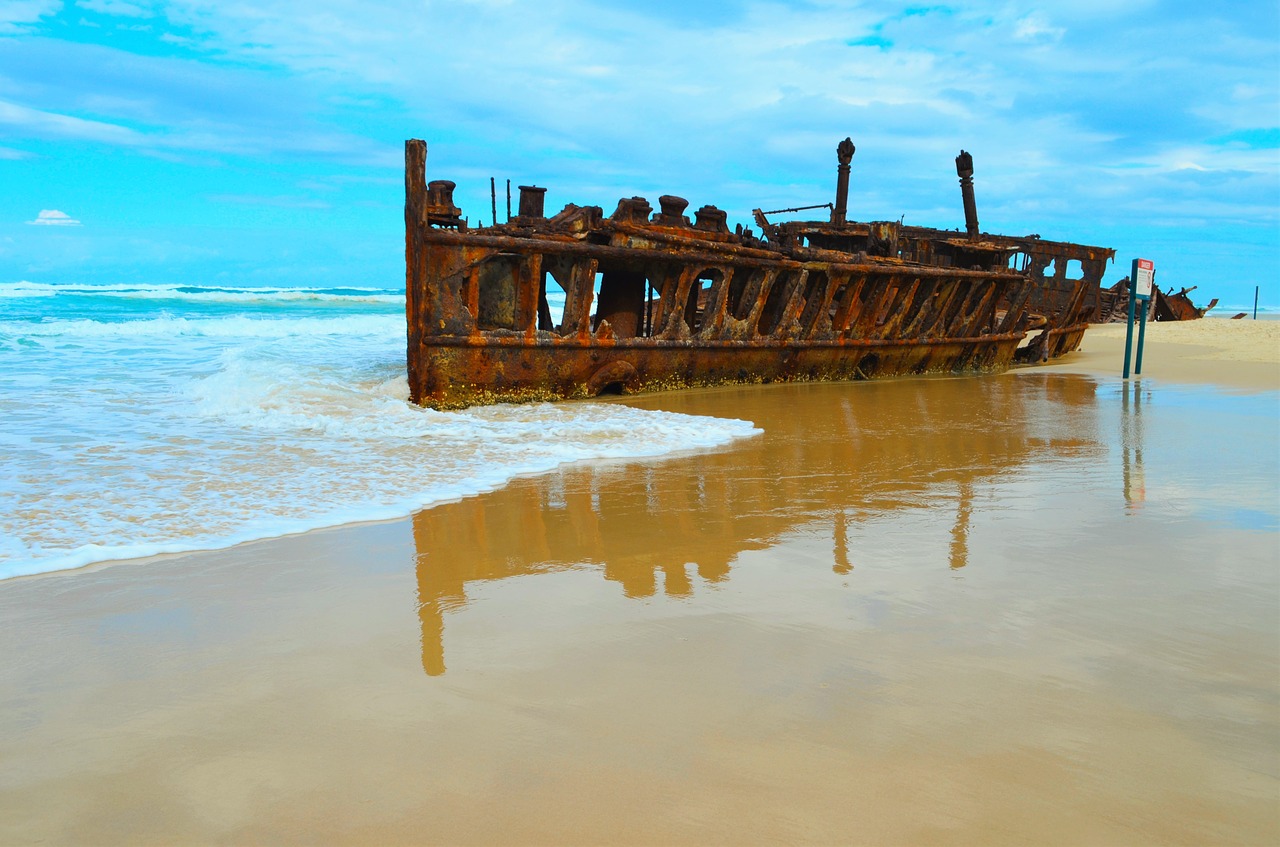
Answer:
[0, 280, 760, 579]
[0, 281, 403, 304]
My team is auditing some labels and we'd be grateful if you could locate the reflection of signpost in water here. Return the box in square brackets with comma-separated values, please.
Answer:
[949, 481, 973, 570]
[1121, 381, 1146, 510]
[1123, 258, 1154, 379]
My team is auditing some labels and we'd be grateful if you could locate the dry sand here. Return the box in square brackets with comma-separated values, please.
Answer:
[0, 319, 1276, 846]
[1035, 317, 1280, 390]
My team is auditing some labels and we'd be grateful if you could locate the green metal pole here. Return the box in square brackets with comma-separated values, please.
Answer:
[1135, 294, 1148, 375]
[1123, 263, 1138, 379]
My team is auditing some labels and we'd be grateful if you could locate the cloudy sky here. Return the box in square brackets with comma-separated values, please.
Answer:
[2, 1, 1276, 306]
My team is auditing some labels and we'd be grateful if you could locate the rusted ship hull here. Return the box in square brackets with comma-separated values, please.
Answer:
[1155, 286, 1217, 321]
[1097, 280, 1218, 323]
[406, 139, 1051, 409]
[415, 333, 1024, 409]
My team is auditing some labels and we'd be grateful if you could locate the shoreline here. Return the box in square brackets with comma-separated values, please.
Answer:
[7, 318, 1277, 586]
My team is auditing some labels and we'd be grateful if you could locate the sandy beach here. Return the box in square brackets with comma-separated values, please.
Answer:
[1035, 318, 1280, 390]
[1, 318, 1277, 846]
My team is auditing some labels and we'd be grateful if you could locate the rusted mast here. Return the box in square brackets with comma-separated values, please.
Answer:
[955, 150, 979, 241]
[405, 139, 427, 403]
[831, 137, 856, 225]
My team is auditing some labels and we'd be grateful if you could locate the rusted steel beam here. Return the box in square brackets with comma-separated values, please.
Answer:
[828, 271, 864, 336]
[955, 150, 979, 241]
[405, 139, 428, 396]
[832, 137, 855, 225]
[918, 278, 964, 339]
[420, 227, 1024, 281]
[877, 277, 922, 340]
[763, 203, 833, 216]
[996, 280, 1034, 334]
[900, 277, 943, 338]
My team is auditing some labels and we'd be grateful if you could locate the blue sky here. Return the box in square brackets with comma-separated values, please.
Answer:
[2, 0, 1277, 307]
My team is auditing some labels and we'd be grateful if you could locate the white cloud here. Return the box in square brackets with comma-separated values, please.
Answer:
[1012, 13, 1065, 42]
[208, 193, 332, 209]
[0, 100, 145, 146]
[27, 210, 83, 226]
[159, 31, 197, 46]
[0, 0, 59, 33]
[1123, 143, 1277, 176]
[10, 0, 1275, 201]
[0, 93, 396, 164]
[76, 0, 154, 17]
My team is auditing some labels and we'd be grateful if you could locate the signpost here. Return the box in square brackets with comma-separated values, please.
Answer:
[1123, 258, 1154, 379]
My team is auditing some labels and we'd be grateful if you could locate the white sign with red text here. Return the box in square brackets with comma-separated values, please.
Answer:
[1135, 258, 1154, 298]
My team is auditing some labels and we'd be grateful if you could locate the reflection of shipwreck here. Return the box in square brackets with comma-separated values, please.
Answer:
[405, 139, 1114, 409]
[414, 376, 1104, 675]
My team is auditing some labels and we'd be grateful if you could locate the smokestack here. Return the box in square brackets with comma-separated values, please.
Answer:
[831, 137, 856, 225]
[955, 150, 979, 240]
[517, 185, 547, 219]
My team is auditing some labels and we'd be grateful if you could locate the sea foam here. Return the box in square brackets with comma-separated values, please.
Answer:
[2, 313, 400, 340]
[0, 281, 403, 304]
[0, 282, 759, 580]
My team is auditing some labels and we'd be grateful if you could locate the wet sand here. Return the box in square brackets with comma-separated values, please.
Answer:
[1, 322, 1277, 845]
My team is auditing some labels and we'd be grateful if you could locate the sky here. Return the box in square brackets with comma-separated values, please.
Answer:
[2, 0, 1277, 307]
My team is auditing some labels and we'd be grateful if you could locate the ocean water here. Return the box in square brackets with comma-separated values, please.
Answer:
[0, 282, 757, 579]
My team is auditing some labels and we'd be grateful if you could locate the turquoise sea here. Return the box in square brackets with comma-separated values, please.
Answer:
[0, 282, 755, 578]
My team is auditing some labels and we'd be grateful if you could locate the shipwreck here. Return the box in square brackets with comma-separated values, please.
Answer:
[1095, 278, 1217, 323]
[405, 138, 1114, 409]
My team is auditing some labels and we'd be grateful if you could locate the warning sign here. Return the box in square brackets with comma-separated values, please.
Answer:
[1135, 258, 1154, 299]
